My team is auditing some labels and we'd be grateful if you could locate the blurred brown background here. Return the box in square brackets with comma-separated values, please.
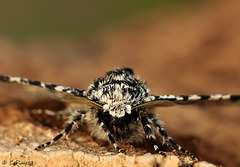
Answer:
[0, 0, 240, 166]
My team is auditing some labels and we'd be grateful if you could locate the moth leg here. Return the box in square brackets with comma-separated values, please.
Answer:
[98, 115, 124, 153]
[151, 115, 198, 161]
[35, 111, 86, 150]
[141, 115, 166, 156]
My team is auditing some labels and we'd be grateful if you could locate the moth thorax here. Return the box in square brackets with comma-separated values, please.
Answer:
[103, 102, 131, 118]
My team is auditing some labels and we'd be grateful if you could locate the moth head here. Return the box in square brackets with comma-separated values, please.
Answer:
[103, 102, 132, 118]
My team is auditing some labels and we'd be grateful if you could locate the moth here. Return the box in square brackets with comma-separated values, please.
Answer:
[1, 68, 239, 161]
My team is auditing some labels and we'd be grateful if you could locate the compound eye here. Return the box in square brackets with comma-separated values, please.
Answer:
[103, 111, 111, 120]
[122, 68, 134, 75]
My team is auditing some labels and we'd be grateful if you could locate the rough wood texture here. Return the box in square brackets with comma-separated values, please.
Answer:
[0, 151, 217, 167]
[0, 107, 217, 167]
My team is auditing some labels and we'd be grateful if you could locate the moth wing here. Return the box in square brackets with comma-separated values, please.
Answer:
[61, 95, 103, 109]
[133, 100, 177, 110]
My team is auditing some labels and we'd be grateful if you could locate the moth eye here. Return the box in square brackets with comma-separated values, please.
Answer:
[103, 111, 111, 120]
[122, 68, 134, 75]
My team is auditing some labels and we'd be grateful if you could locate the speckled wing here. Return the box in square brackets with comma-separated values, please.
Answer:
[0, 74, 102, 109]
[61, 95, 103, 109]
[133, 94, 240, 110]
